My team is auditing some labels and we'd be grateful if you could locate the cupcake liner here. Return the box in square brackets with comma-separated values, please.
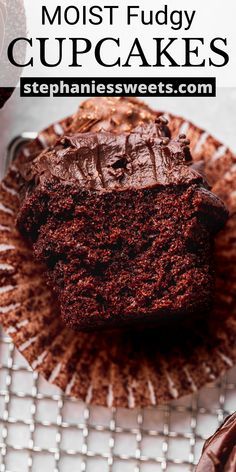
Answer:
[0, 113, 235, 408]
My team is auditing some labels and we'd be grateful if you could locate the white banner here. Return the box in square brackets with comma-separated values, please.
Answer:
[1, 0, 236, 87]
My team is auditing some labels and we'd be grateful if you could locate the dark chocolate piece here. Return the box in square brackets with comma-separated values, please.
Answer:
[196, 413, 236, 471]
[0, 87, 14, 109]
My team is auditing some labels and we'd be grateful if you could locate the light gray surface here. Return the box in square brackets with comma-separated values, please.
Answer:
[0, 88, 236, 177]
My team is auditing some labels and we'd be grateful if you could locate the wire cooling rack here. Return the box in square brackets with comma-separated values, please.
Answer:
[0, 329, 236, 472]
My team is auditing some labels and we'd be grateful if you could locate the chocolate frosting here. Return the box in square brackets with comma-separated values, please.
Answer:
[17, 97, 169, 171]
[196, 413, 236, 471]
[20, 122, 203, 193]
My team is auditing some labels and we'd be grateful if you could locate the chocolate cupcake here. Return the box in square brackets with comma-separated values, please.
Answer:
[17, 123, 228, 331]
[0, 98, 235, 407]
[196, 413, 236, 471]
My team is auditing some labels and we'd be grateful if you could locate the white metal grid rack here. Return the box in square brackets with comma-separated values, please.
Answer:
[0, 100, 236, 471]
[0, 330, 236, 472]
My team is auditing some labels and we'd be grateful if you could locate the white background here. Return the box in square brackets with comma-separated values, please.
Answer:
[16, 0, 235, 86]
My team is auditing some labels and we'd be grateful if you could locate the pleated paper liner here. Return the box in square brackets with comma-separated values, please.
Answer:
[0, 113, 235, 408]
